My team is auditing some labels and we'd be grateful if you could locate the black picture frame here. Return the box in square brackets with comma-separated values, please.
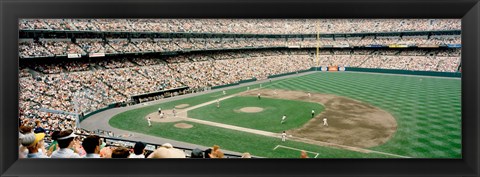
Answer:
[1, 0, 479, 176]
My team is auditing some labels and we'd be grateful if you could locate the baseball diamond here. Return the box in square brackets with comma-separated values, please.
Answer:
[107, 72, 461, 158]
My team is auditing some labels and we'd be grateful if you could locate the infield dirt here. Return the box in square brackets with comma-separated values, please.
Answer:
[239, 89, 397, 148]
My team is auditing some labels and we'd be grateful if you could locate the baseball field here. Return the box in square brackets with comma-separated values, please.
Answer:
[109, 72, 461, 158]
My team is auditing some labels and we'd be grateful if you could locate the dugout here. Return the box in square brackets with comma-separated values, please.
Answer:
[130, 86, 190, 104]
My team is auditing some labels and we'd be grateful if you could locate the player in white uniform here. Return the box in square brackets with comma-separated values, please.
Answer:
[160, 112, 164, 118]
[281, 131, 287, 142]
[247, 87, 250, 91]
[323, 117, 328, 126]
[216, 99, 220, 108]
[273, 89, 277, 95]
[311, 109, 315, 118]
[257, 93, 261, 100]
[147, 117, 151, 127]
[158, 107, 162, 114]
[223, 90, 226, 95]
[281, 115, 287, 124]
[308, 92, 311, 98]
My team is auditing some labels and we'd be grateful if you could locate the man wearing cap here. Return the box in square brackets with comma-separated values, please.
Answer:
[22, 131, 48, 158]
[82, 135, 102, 158]
[50, 129, 81, 158]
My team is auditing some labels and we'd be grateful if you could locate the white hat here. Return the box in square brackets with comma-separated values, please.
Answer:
[57, 132, 77, 140]
[20, 132, 36, 146]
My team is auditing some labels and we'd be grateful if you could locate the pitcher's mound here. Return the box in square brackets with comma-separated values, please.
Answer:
[239, 107, 264, 113]
[174, 123, 193, 129]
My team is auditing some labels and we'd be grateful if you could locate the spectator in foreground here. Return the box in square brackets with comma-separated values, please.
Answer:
[111, 147, 131, 158]
[50, 129, 81, 158]
[241, 152, 252, 158]
[34, 120, 46, 133]
[190, 148, 204, 158]
[100, 146, 113, 158]
[18, 126, 32, 158]
[208, 145, 224, 158]
[209, 150, 224, 158]
[300, 150, 309, 158]
[21, 130, 48, 158]
[147, 143, 186, 158]
[204, 148, 212, 159]
[46, 130, 60, 157]
[129, 141, 146, 158]
[82, 135, 102, 158]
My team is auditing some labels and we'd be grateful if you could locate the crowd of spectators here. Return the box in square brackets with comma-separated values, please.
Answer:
[108, 39, 142, 53]
[19, 67, 32, 78]
[19, 19, 461, 34]
[20, 35, 462, 58]
[18, 49, 460, 142]
[132, 39, 163, 53]
[77, 40, 106, 53]
[95, 58, 137, 69]
[317, 49, 461, 72]
[429, 35, 461, 45]
[19, 121, 246, 159]
[19, 41, 54, 58]
[131, 57, 166, 66]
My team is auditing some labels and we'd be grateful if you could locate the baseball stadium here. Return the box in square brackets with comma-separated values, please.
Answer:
[18, 19, 461, 159]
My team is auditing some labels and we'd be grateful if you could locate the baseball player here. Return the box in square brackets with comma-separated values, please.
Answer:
[323, 117, 328, 126]
[223, 90, 226, 95]
[281, 115, 287, 124]
[273, 89, 277, 95]
[247, 86, 250, 91]
[173, 108, 177, 117]
[160, 112, 164, 119]
[216, 99, 220, 108]
[258, 93, 261, 100]
[308, 92, 311, 98]
[311, 109, 315, 118]
[158, 107, 162, 114]
[281, 131, 287, 142]
[147, 117, 151, 127]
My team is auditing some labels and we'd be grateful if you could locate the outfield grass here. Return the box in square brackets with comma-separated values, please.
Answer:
[109, 72, 461, 158]
[188, 96, 324, 132]
[264, 72, 461, 158]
